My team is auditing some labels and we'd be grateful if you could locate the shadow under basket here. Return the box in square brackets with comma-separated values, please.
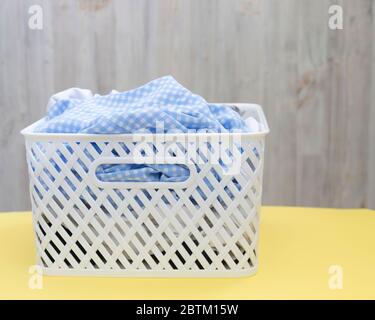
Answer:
[21, 103, 269, 278]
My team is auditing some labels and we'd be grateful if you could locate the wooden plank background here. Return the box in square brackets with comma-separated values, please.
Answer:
[0, 0, 374, 211]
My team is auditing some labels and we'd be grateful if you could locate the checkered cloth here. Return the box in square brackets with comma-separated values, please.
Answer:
[36, 76, 248, 134]
[35, 76, 250, 183]
[95, 163, 190, 183]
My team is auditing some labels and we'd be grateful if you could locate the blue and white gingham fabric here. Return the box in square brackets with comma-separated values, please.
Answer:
[35, 76, 251, 183]
[36, 76, 248, 134]
[95, 163, 190, 183]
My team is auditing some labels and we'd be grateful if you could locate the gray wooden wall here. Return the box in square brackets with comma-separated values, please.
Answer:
[0, 0, 374, 211]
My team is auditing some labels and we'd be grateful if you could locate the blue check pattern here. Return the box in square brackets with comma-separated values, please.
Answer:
[37, 76, 248, 134]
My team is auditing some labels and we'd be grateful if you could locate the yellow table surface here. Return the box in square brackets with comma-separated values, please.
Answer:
[0, 207, 374, 300]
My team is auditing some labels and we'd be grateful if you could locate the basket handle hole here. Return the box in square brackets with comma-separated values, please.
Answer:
[95, 163, 191, 183]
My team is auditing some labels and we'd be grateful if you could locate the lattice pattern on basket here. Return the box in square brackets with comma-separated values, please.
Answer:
[25, 136, 265, 273]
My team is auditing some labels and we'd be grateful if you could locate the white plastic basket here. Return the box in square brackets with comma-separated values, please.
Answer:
[21, 104, 269, 278]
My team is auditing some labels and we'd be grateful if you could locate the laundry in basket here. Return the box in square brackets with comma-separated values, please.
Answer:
[22, 76, 269, 277]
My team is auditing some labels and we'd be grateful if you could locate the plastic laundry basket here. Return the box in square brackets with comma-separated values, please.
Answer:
[21, 103, 269, 278]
